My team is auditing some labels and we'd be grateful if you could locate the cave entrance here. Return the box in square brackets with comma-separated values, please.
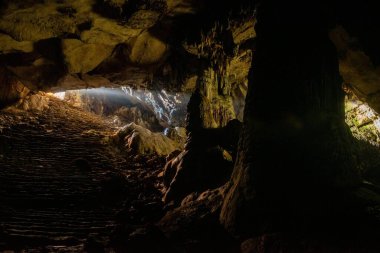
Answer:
[53, 87, 190, 144]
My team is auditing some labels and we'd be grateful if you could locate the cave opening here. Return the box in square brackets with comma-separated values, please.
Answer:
[53, 87, 190, 136]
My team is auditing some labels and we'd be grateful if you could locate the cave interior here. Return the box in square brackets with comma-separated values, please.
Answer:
[1, 0, 380, 252]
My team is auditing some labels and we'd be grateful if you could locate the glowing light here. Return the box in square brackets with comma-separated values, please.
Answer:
[345, 95, 380, 146]
[121, 87, 190, 126]
[53, 92, 66, 100]
[51, 87, 189, 129]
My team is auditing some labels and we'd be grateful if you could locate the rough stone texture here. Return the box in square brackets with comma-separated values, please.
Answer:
[112, 106, 163, 130]
[17, 92, 50, 111]
[62, 39, 114, 74]
[158, 185, 239, 253]
[163, 119, 242, 204]
[0, 67, 30, 108]
[164, 127, 187, 148]
[330, 26, 380, 113]
[1, 0, 380, 124]
[0, 0, 254, 97]
[129, 31, 169, 65]
[345, 89, 380, 146]
[220, 1, 362, 238]
[0, 0, 164, 91]
[112, 123, 181, 156]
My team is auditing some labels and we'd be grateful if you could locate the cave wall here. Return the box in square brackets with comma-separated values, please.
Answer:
[0, 0, 380, 119]
[0, 66, 30, 108]
[220, 1, 361, 237]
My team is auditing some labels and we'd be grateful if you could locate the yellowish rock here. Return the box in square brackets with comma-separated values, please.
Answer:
[0, 34, 34, 53]
[0, 7, 76, 41]
[81, 17, 141, 46]
[113, 123, 182, 156]
[62, 39, 113, 74]
[130, 31, 169, 65]
[330, 26, 380, 111]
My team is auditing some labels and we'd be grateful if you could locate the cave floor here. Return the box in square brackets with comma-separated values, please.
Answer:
[0, 98, 164, 252]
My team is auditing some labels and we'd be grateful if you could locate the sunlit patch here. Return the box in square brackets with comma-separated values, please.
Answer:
[121, 87, 190, 126]
[53, 92, 66, 100]
[345, 93, 380, 146]
[52, 87, 190, 131]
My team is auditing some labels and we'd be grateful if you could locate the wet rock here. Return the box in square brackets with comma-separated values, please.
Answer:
[113, 123, 181, 156]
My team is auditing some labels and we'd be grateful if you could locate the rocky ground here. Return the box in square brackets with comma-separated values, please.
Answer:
[0, 95, 166, 252]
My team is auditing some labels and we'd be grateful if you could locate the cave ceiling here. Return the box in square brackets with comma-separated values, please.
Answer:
[0, 0, 379, 113]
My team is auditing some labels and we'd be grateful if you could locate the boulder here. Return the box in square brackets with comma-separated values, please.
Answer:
[0, 67, 30, 108]
[113, 123, 181, 156]
[62, 39, 114, 74]
[163, 146, 233, 204]
[18, 92, 50, 111]
[129, 31, 169, 65]
[113, 106, 163, 132]
[164, 127, 187, 148]
[162, 119, 242, 204]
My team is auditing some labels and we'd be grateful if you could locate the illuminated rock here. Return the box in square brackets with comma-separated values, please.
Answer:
[17, 92, 50, 111]
[113, 122, 182, 156]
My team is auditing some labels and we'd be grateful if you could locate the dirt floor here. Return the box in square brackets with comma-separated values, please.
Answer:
[0, 96, 165, 252]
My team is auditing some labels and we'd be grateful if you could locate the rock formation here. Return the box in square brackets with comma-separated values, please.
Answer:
[2, 0, 380, 252]
[112, 122, 181, 156]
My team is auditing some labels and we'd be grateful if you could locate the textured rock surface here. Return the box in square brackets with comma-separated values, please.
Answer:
[17, 92, 50, 111]
[345, 89, 380, 146]
[163, 119, 242, 204]
[220, 1, 362, 238]
[158, 185, 239, 253]
[330, 26, 380, 113]
[0, 0, 254, 98]
[0, 67, 30, 108]
[112, 123, 181, 156]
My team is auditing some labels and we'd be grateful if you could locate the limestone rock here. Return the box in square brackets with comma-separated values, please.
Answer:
[62, 39, 114, 74]
[126, 10, 161, 29]
[164, 127, 186, 148]
[158, 185, 238, 252]
[0, 33, 33, 54]
[330, 26, 380, 112]
[163, 147, 234, 204]
[113, 123, 181, 156]
[130, 31, 169, 65]
[113, 106, 163, 131]
[80, 17, 141, 46]
[0, 67, 30, 108]
[231, 19, 256, 45]
[163, 150, 185, 188]
[18, 92, 50, 111]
